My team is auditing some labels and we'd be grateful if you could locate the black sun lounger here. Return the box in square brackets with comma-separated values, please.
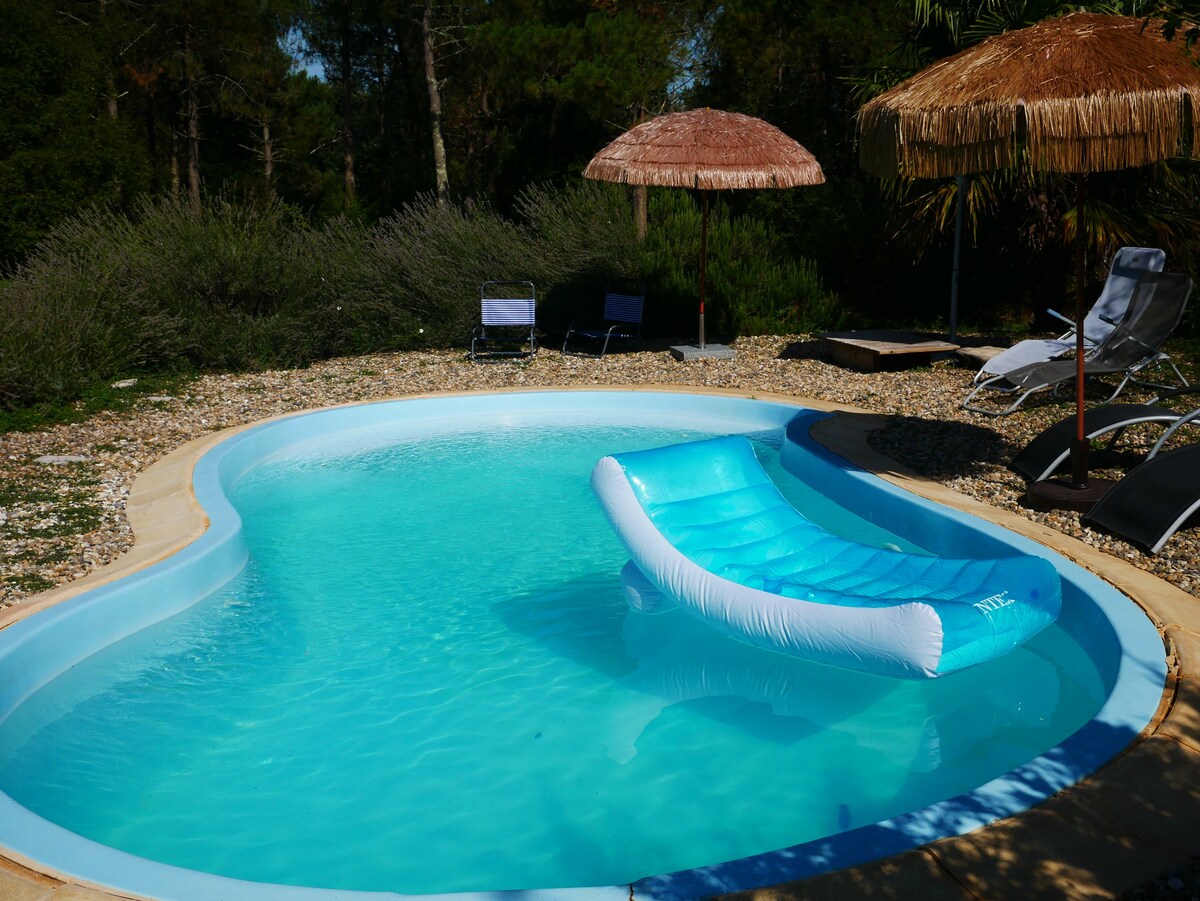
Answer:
[1010, 386, 1200, 482]
[1081, 444, 1200, 554]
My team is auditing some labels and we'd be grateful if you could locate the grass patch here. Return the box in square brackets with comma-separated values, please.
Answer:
[0, 371, 193, 433]
[5, 573, 56, 594]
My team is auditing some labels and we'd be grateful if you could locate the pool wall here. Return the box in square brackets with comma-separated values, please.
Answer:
[0, 390, 1172, 901]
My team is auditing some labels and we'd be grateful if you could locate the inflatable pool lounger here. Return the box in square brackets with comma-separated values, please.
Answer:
[591, 436, 1062, 678]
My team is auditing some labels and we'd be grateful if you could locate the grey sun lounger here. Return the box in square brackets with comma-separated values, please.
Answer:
[973, 246, 1165, 383]
[1081, 443, 1200, 554]
[963, 271, 1192, 416]
[1009, 385, 1200, 482]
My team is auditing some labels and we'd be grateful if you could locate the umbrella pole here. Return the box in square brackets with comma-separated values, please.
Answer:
[950, 175, 965, 343]
[1025, 174, 1114, 513]
[1070, 174, 1090, 489]
[699, 190, 709, 349]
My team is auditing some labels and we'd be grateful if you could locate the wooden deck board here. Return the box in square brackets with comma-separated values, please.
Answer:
[819, 330, 960, 372]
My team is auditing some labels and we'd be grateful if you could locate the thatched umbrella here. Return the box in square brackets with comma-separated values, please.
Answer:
[858, 11, 1200, 504]
[585, 108, 825, 356]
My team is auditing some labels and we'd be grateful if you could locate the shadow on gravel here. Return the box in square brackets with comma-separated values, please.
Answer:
[862, 413, 1026, 481]
[777, 338, 833, 362]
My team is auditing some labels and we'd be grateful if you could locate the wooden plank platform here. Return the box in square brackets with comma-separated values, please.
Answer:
[819, 330, 961, 372]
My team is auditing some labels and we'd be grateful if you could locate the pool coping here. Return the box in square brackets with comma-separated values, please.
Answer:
[1, 385, 1197, 901]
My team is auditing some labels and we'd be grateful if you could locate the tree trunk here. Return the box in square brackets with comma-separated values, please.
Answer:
[146, 90, 159, 191]
[262, 119, 273, 186]
[99, 0, 119, 119]
[106, 74, 120, 120]
[340, 0, 357, 207]
[633, 185, 647, 241]
[185, 79, 201, 206]
[422, 0, 450, 206]
[183, 15, 201, 207]
[630, 104, 648, 240]
[169, 125, 181, 196]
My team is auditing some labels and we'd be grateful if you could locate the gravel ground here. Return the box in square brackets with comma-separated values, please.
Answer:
[1, 333, 1198, 898]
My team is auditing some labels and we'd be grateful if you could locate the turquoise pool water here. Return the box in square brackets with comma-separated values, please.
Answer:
[0, 421, 1106, 895]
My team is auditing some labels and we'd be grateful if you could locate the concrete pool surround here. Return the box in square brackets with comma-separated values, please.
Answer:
[0, 387, 1196, 901]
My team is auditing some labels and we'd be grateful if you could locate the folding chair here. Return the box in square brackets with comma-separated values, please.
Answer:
[469, 280, 537, 362]
[562, 279, 645, 357]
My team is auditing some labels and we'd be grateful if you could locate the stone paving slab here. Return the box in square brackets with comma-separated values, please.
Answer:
[1159, 626, 1200, 753]
[927, 794, 1183, 901]
[0, 857, 59, 901]
[1068, 734, 1200, 859]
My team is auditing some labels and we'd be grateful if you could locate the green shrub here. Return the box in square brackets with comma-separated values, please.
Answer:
[0, 182, 840, 415]
[0, 207, 181, 409]
[366, 195, 540, 348]
[105, 194, 324, 370]
[0, 194, 326, 409]
[362, 181, 643, 344]
[512, 180, 642, 330]
[641, 190, 843, 340]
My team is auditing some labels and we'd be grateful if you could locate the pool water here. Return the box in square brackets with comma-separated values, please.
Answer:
[0, 424, 1105, 894]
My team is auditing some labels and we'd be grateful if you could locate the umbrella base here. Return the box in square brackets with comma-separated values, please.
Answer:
[1024, 477, 1117, 514]
[670, 343, 736, 361]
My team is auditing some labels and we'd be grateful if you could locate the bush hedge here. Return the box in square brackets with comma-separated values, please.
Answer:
[0, 182, 838, 412]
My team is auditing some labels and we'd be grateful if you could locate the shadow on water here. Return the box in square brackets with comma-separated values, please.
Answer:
[492, 573, 1075, 835]
[494, 566, 1070, 762]
[492, 571, 1131, 897]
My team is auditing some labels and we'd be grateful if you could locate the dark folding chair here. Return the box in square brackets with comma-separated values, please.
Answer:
[562, 279, 645, 357]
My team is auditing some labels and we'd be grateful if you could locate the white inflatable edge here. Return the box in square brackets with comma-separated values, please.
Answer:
[590, 455, 944, 679]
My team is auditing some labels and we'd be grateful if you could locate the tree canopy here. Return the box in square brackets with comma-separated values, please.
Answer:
[3, 0, 1198, 337]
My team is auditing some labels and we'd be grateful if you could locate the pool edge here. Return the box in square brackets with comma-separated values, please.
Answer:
[1, 386, 1196, 901]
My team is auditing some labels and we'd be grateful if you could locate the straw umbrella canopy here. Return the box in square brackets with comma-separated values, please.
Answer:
[858, 11, 1200, 501]
[585, 108, 825, 350]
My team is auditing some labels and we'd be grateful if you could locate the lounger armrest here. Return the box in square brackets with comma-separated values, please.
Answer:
[1046, 308, 1078, 330]
[1046, 307, 1108, 343]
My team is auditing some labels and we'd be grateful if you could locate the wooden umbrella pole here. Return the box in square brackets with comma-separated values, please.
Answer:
[1071, 174, 1090, 489]
[699, 189, 709, 349]
[950, 175, 966, 343]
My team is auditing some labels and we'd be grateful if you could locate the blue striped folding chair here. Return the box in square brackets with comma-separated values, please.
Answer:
[470, 280, 537, 362]
[562, 279, 646, 356]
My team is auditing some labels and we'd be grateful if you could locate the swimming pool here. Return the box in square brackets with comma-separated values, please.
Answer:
[0, 390, 1167, 901]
